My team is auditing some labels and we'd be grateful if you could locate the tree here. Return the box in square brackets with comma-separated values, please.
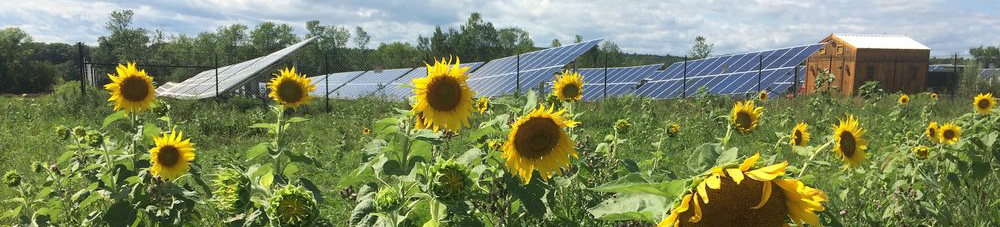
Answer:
[689, 36, 713, 59]
[969, 46, 1000, 68]
[497, 28, 533, 56]
[574, 35, 583, 43]
[0, 27, 58, 93]
[550, 39, 561, 47]
[353, 26, 370, 49]
[250, 22, 298, 56]
[95, 10, 150, 64]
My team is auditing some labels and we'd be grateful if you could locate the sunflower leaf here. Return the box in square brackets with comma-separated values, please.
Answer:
[588, 173, 686, 198]
[102, 111, 127, 128]
[587, 194, 667, 222]
[247, 142, 269, 160]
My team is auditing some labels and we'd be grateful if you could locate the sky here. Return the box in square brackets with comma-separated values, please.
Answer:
[1, 0, 998, 57]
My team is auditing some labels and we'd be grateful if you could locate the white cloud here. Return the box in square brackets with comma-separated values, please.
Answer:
[0, 0, 997, 56]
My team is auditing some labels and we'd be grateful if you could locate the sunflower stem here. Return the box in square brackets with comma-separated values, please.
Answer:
[274, 105, 285, 185]
[798, 140, 834, 178]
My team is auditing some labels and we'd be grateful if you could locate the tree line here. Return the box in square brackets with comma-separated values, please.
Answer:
[2, 10, 697, 94]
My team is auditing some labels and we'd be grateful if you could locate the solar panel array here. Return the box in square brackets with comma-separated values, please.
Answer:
[548, 64, 663, 101]
[375, 62, 485, 99]
[157, 37, 317, 100]
[979, 69, 999, 80]
[636, 44, 821, 99]
[307, 71, 368, 97]
[329, 68, 414, 99]
[467, 39, 603, 97]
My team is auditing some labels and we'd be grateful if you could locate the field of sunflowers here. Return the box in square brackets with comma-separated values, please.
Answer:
[1, 59, 999, 226]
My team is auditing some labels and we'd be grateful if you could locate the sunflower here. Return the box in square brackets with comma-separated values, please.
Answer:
[502, 105, 579, 184]
[149, 129, 196, 181]
[757, 90, 768, 101]
[731, 101, 763, 134]
[362, 127, 371, 135]
[553, 70, 584, 102]
[411, 57, 476, 132]
[267, 67, 315, 108]
[930, 92, 938, 101]
[898, 94, 909, 105]
[913, 146, 931, 160]
[974, 93, 996, 114]
[104, 62, 156, 113]
[670, 124, 681, 135]
[476, 97, 491, 114]
[938, 123, 961, 145]
[414, 112, 429, 130]
[832, 115, 867, 169]
[269, 185, 317, 226]
[657, 153, 828, 227]
[790, 123, 810, 147]
[925, 122, 940, 143]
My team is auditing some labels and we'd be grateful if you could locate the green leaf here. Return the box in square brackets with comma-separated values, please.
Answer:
[57, 150, 75, 164]
[715, 147, 739, 165]
[970, 161, 991, 180]
[1, 205, 22, 220]
[78, 192, 104, 208]
[104, 201, 137, 227]
[457, 148, 485, 165]
[283, 163, 300, 177]
[287, 117, 309, 123]
[504, 173, 546, 217]
[102, 111, 127, 128]
[260, 172, 274, 190]
[522, 89, 537, 112]
[687, 143, 722, 173]
[299, 178, 325, 204]
[587, 194, 668, 222]
[247, 142, 269, 160]
[468, 127, 498, 142]
[589, 173, 686, 198]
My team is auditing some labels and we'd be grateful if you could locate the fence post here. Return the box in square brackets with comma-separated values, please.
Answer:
[214, 52, 219, 98]
[794, 65, 799, 96]
[757, 54, 762, 94]
[325, 53, 330, 113]
[952, 53, 958, 94]
[682, 55, 688, 98]
[77, 42, 85, 99]
[603, 51, 608, 100]
[516, 54, 521, 95]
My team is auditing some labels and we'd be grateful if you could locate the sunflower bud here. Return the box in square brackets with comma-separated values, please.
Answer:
[86, 131, 104, 147]
[374, 187, 402, 212]
[55, 125, 70, 140]
[431, 160, 472, 202]
[486, 139, 503, 152]
[72, 126, 87, 138]
[614, 119, 632, 133]
[31, 162, 45, 173]
[3, 170, 21, 188]
[268, 185, 318, 227]
[212, 168, 251, 213]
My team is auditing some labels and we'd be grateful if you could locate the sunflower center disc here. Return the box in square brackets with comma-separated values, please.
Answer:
[943, 130, 955, 140]
[793, 130, 803, 145]
[514, 117, 560, 159]
[562, 85, 580, 98]
[735, 112, 752, 130]
[279, 196, 307, 221]
[978, 99, 990, 109]
[840, 132, 856, 158]
[677, 174, 787, 226]
[120, 77, 150, 102]
[277, 80, 304, 103]
[428, 77, 461, 111]
[158, 146, 181, 167]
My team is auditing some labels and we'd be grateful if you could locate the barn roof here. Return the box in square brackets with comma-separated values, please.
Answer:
[831, 34, 930, 50]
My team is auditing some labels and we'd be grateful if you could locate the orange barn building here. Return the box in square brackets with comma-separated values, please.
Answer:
[805, 34, 930, 96]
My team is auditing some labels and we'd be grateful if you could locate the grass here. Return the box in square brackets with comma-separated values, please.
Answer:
[2, 81, 998, 226]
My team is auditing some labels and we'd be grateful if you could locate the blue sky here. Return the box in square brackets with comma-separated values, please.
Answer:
[1, 0, 998, 57]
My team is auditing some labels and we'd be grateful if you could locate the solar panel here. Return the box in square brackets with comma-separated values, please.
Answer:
[636, 43, 822, 99]
[327, 68, 415, 99]
[157, 37, 317, 99]
[979, 69, 999, 79]
[374, 62, 484, 100]
[467, 39, 603, 97]
[542, 64, 662, 101]
[308, 71, 367, 97]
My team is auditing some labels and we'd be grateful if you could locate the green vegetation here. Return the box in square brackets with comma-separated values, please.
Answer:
[2, 79, 999, 225]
